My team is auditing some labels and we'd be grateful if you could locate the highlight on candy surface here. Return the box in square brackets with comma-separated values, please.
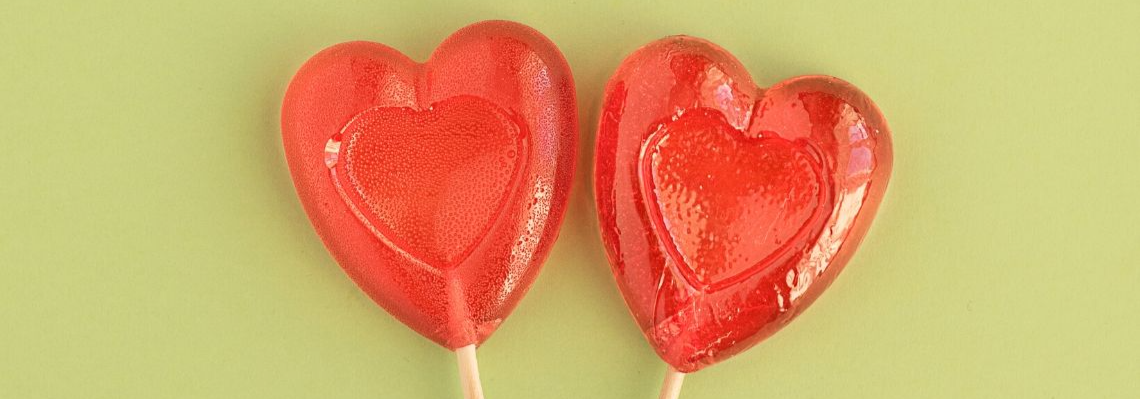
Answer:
[281, 20, 577, 350]
[594, 36, 892, 373]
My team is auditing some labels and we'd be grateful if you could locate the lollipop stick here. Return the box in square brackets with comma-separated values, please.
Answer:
[456, 345, 485, 399]
[658, 366, 686, 399]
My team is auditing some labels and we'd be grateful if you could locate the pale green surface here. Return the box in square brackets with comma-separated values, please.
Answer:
[2, 0, 1138, 397]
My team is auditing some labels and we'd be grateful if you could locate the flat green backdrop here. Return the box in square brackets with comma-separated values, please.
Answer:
[2, 0, 1138, 397]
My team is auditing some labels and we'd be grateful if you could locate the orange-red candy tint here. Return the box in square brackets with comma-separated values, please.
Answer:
[594, 36, 892, 372]
[282, 21, 576, 349]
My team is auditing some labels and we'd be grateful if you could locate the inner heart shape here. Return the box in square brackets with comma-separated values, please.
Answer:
[328, 96, 528, 270]
[641, 109, 832, 292]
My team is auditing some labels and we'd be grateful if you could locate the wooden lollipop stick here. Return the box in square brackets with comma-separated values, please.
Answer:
[658, 366, 686, 399]
[456, 345, 485, 399]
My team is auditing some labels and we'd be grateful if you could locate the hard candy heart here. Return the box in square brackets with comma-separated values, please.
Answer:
[594, 36, 892, 372]
[282, 21, 577, 349]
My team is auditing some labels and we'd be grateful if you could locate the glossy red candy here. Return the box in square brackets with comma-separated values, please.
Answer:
[594, 36, 892, 372]
[282, 21, 577, 349]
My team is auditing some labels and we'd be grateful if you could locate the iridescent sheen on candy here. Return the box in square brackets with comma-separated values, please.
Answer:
[594, 36, 892, 372]
[282, 21, 577, 349]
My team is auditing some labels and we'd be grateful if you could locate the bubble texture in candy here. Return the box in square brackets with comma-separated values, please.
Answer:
[594, 36, 892, 372]
[282, 21, 576, 349]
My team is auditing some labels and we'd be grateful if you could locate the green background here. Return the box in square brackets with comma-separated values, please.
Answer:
[2, 0, 1138, 397]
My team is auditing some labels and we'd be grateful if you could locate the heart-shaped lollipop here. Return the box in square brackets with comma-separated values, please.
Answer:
[281, 21, 576, 397]
[594, 36, 892, 395]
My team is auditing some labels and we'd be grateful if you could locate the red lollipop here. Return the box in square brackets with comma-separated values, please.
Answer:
[593, 36, 892, 397]
[281, 21, 576, 397]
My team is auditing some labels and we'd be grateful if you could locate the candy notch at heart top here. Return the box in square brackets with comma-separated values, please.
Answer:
[282, 21, 577, 349]
[595, 36, 892, 372]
